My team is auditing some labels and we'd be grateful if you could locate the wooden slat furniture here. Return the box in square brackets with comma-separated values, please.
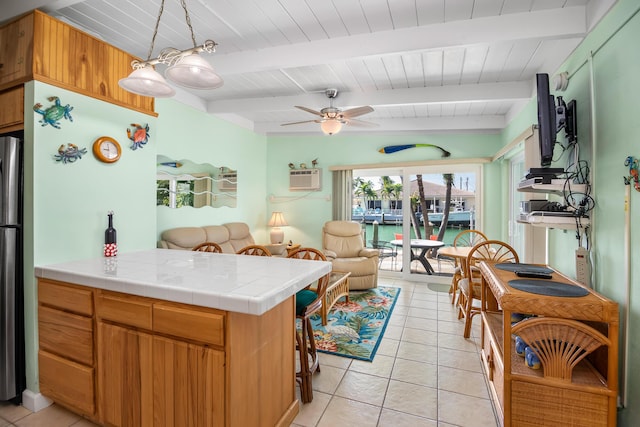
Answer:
[321, 271, 351, 325]
[478, 262, 619, 427]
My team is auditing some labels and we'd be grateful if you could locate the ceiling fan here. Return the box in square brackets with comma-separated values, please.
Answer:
[281, 88, 377, 135]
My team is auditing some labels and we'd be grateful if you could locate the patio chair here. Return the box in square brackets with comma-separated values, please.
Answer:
[368, 240, 398, 270]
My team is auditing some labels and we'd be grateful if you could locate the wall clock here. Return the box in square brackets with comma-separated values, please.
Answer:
[93, 136, 121, 163]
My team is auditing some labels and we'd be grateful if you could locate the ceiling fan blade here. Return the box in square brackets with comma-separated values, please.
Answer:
[341, 106, 374, 118]
[345, 118, 378, 127]
[295, 106, 324, 117]
[280, 119, 318, 126]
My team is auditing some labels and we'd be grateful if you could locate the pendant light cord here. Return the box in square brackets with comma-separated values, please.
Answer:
[147, 0, 166, 61]
[180, 0, 198, 48]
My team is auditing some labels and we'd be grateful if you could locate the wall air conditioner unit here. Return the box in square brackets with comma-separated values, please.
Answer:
[219, 172, 237, 191]
[289, 168, 321, 191]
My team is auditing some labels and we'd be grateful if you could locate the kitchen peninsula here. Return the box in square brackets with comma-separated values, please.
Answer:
[35, 249, 331, 427]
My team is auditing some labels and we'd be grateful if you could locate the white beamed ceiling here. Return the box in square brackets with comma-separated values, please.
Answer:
[1, 0, 616, 135]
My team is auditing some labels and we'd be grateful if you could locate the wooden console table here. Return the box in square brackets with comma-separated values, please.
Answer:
[478, 262, 619, 427]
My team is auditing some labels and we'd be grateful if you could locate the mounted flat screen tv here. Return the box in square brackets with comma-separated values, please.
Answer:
[536, 73, 556, 167]
[536, 73, 578, 167]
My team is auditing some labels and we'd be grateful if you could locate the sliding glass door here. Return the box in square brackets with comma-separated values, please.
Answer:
[354, 164, 481, 284]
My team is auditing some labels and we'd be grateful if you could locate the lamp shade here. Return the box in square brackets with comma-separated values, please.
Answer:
[118, 66, 176, 98]
[321, 119, 342, 135]
[268, 212, 288, 227]
[165, 53, 224, 89]
[268, 212, 288, 244]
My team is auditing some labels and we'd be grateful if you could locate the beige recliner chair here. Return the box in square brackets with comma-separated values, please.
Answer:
[322, 220, 379, 290]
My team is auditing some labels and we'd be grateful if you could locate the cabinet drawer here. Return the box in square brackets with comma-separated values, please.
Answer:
[39, 350, 95, 416]
[153, 304, 225, 346]
[38, 279, 93, 316]
[96, 291, 152, 330]
[39, 305, 93, 366]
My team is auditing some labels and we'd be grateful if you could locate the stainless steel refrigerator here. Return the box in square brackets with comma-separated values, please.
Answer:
[0, 134, 25, 403]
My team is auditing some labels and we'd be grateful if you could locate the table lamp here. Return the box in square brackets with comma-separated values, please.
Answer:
[268, 212, 288, 244]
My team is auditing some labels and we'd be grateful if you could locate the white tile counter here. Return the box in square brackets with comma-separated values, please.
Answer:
[35, 249, 331, 315]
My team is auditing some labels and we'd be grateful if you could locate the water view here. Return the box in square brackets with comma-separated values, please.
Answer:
[361, 223, 462, 247]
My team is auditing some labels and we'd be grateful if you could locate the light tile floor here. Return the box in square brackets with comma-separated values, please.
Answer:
[0, 277, 498, 427]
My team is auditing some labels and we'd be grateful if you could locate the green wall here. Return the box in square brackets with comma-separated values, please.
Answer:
[24, 81, 158, 392]
[500, 0, 640, 422]
[265, 133, 502, 249]
[154, 99, 269, 243]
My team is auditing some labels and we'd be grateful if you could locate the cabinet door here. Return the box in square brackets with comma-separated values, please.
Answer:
[153, 336, 225, 427]
[0, 14, 33, 87]
[98, 322, 153, 427]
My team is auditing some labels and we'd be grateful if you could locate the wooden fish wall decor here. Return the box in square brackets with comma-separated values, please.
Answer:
[379, 144, 451, 157]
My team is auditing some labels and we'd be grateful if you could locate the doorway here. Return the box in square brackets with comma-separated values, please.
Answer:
[354, 164, 482, 284]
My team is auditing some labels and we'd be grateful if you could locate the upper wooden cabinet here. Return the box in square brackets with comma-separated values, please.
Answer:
[0, 10, 156, 116]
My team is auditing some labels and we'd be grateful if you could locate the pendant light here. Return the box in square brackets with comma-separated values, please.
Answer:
[118, 0, 223, 98]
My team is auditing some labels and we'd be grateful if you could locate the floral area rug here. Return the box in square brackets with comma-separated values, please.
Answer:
[310, 286, 400, 362]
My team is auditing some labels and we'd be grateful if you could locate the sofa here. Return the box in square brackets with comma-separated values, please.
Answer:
[322, 220, 379, 290]
[157, 222, 286, 256]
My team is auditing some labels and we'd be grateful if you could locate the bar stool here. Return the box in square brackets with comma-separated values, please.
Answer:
[236, 244, 272, 256]
[287, 247, 330, 403]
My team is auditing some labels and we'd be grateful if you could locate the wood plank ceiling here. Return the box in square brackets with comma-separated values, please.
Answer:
[2, 0, 616, 135]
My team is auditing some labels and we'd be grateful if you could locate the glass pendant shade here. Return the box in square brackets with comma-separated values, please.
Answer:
[321, 119, 342, 135]
[118, 66, 176, 98]
[165, 53, 224, 89]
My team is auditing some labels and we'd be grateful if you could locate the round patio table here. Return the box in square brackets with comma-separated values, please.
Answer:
[390, 239, 445, 274]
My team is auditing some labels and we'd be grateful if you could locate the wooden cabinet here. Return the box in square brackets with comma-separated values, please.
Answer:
[153, 335, 225, 427]
[38, 279, 96, 417]
[95, 291, 226, 427]
[0, 84, 24, 132]
[0, 14, 33, 87]
[37, 281, 299, 426]
[479, 262, 618, 427]
[0, 11, 155, 116]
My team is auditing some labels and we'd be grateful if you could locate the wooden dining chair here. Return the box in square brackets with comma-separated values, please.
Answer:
[192, 242, 223, 253]
[457, 239, 518, 338]
[236, 244, 272, 256]
[287, 247, 330, 403]
[449, 229, 488, 304]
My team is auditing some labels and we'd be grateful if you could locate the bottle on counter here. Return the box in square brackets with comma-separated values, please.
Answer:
[104, 211, 117, 257]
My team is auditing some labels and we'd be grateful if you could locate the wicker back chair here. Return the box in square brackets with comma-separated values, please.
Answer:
[449, 230, 488, 304]
[192, 242, 223, 253]
[458, 240, 518, 338]
[287, 247, 330, 403]
[236, 244, 272, 256]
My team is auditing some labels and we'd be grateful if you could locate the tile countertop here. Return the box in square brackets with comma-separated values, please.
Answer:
[35, 249, 332, 315]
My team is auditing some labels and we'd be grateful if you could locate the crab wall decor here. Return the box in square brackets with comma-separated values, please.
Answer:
[127, 123, 150, 150]
[33, 96, 74, 129]
[54, 143, 87, 164]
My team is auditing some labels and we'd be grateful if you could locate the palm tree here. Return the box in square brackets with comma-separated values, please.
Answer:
[432, 173, 454, 256]
[391, 183, 403, 213]
[379, 176, 395, 212]
[354, 179, 375, 212]
[415, 174, 433, 238]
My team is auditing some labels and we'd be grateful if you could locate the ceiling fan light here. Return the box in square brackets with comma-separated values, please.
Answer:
[165, 53, 224, 89]
[118, 66, 176, 98]
[321, 119, 342, 135]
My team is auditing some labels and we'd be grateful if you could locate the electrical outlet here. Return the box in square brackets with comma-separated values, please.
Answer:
[575, 247, 590, 287]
